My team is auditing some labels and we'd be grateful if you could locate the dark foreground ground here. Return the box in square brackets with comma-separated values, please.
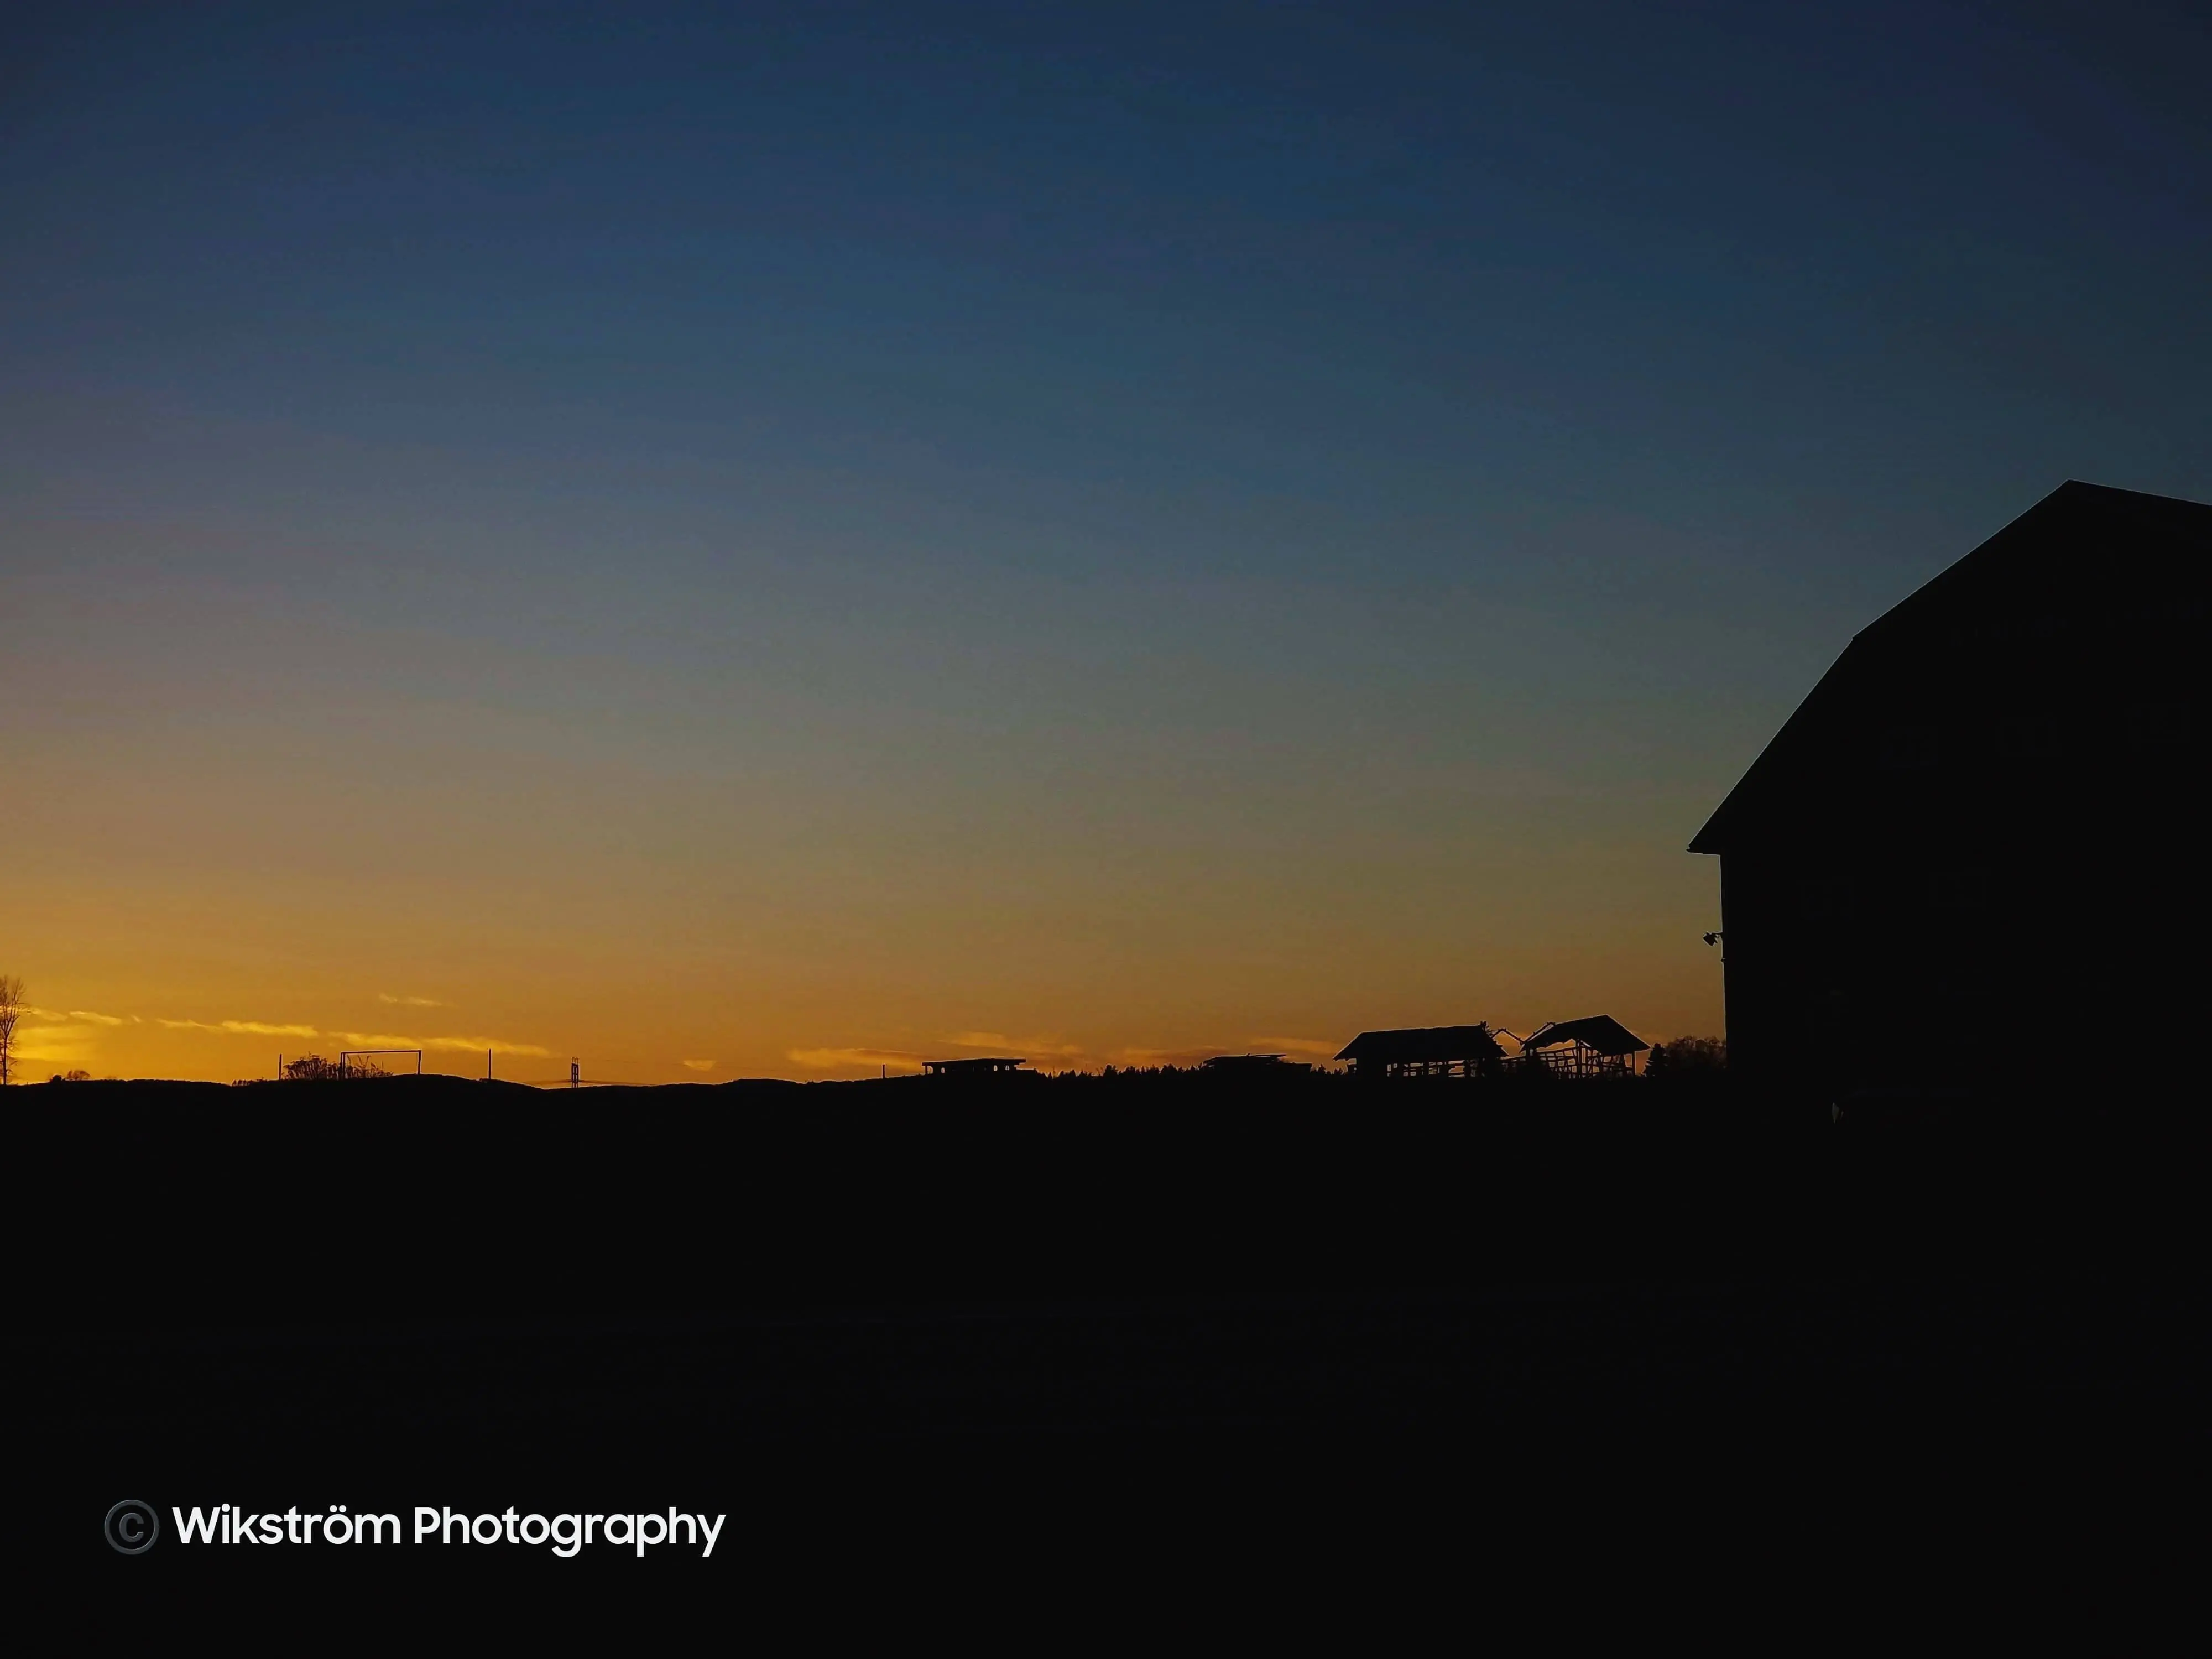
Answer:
[18, 1071, 2206, 1623]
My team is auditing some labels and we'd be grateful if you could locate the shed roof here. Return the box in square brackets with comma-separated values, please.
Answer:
[1335, 1024, 1505, 1063]
[1524, 1016, 1649, 1056]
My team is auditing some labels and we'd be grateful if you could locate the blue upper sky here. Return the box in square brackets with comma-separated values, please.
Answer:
[11, 2, 2205, 580]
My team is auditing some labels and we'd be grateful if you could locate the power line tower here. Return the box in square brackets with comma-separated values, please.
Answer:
[570, 1058, 580, 1089]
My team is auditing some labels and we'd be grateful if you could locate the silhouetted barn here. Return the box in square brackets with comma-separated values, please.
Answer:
[1690, 481, 2208, 1098]
[1336, 1025, 1505, 1079]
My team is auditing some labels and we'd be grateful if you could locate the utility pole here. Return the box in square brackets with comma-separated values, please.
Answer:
[570, 1058, 580, 1089]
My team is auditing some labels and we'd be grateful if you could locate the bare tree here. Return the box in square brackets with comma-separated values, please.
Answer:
[0, 976, 24, 1088]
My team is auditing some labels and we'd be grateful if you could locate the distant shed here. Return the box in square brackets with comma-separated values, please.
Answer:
[1522, 1016, 1650, 1078]
[1200, 1053, 1311, 1074]
[1335, 1025, 1505, 1079]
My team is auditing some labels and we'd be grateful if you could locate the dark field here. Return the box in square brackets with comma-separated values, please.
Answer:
[22, 1072, 2205, 1611]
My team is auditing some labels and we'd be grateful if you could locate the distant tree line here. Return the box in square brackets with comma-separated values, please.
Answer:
[1646, 1037, 1727, 1078]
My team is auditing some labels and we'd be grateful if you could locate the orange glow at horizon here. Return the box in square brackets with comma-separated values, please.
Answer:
[7, 835, 1725, 1084]
[6, 505, 1733, 1087]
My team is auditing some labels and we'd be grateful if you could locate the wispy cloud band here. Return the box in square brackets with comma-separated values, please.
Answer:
[333, 1031, 552, 1057]
[787, 1047, 925, 1073]
[947, 1031, 1087, 1057]
[144, 1018, 546, 1057]
[159, 1018, 320, 1037]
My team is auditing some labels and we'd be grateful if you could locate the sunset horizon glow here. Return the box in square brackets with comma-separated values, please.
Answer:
[7, 4, 2204, 1084]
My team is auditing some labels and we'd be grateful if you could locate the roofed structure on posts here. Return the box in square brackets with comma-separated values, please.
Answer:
[1523, 1016, 1649, 1057]
[1334, 1025, 1505, 1065]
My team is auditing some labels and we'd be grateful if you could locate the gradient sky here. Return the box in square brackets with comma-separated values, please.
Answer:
[4, 1, 2207, 1082]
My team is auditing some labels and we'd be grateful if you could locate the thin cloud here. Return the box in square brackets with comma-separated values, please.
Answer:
[14, 1023, 100, 1063]
[379, 993, 451, 1008]
[430, 1035, 551, 1057]
[946, 1031, 1087, 1057]
[24, 1005, 129, 1027]
[334, 1031, 551, 1057]
[787, 1047, 926, 1074]
[160, 1018, 320, 1037]
[681, 1060, 717, 1072]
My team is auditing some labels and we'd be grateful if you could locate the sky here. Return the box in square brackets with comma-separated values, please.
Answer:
[3, 1, 2207, 1082]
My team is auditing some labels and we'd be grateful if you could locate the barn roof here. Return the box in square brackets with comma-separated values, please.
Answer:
[1689, 481, 2210, 857]
[1335, 1024, 1505, 1063]
[1524, 1016, 1649, 1056]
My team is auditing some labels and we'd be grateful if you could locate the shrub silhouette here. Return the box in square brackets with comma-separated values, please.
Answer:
[280, 1053, 391, 1082]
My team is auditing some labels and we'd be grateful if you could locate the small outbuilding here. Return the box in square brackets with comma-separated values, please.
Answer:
[923, 1057, 1029, 1077]
[1200, 1053, 1311, 1074]
[1335, 1025, 1506, 1079]
[1521, 1016, 1650, 1078]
